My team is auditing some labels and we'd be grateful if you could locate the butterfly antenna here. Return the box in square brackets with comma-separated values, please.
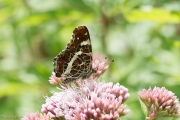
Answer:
[104, 56, 114, 64]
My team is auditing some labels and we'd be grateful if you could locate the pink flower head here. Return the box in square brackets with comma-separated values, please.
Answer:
[21, 112, 50, 120]
[49, 72, 62, 85]
[92, 59, 109, 78]
[138, 87, 180, 119]
[92, 53, 109, 77]
[42, 78, 130, 120]
[44, 53, 129, 119]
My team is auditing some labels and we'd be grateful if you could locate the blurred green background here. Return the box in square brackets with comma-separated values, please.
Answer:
[0, 0, 180, 120]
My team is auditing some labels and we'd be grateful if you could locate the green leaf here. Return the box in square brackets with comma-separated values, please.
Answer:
[139, 97, 148, 117]
[124, 8, 180, 23]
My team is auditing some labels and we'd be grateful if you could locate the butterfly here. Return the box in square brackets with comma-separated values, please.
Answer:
[53, 26, 96, 84]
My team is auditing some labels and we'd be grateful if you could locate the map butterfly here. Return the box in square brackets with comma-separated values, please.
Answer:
[53, 26, 96, 84]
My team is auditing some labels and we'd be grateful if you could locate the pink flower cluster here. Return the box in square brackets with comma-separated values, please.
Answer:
[21, 53, 180, 120]
[41, 79, 130, 120]
[138, 87, 180, 119]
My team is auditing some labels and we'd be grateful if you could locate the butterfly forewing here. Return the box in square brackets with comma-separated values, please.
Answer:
[53, 26, 95, 84]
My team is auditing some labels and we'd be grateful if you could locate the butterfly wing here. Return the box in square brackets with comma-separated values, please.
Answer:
[53, 26, 94, 84]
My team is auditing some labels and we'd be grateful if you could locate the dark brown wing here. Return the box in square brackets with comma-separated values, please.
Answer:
[53, 26, 94, 84]
[67, 26, 92, 52]
[53, 49, 74, 77]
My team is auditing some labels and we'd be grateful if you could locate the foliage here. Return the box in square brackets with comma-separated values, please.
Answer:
[0, 0, 179, 120]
